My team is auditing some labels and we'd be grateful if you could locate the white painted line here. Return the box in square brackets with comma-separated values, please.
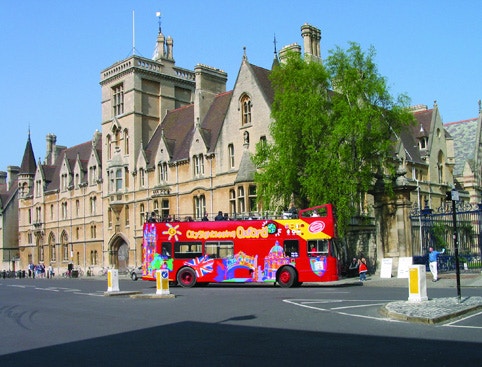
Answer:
[442, 310, 482, 329]
[73, 292, 104, 297]
[283, 299, 330, 312]
[300, 300, 343, 304]
[283, 299, 403, 323]
[34, 288, 59, 292]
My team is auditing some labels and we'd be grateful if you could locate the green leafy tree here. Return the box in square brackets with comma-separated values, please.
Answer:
[253, 43, 414, 235]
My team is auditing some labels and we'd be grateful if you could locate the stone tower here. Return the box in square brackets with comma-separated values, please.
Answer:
[18, 132, 37, 199]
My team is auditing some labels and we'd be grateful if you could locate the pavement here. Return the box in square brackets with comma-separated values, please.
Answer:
[330, 271, 482, 324]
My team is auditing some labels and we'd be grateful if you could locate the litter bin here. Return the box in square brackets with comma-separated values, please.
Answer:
[71, 270, 79, 278]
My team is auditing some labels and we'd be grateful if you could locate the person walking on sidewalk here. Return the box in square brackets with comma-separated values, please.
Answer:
[428, 247, 445, 282]
[358, 258, 368, 281]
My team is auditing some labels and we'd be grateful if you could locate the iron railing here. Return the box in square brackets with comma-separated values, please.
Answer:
[410, 202, 482, 271]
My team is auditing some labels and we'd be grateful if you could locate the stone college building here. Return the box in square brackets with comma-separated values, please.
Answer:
[2, 22, 481, 275]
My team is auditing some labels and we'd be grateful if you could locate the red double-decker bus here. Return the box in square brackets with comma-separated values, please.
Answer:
[141, 204, 346, 287]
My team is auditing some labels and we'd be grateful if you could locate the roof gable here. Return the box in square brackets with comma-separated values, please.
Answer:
[146, 104, 195, 165]
[248, 63, 274, 106]
[200, 91, 232, 153]
[44, 140, 94, 192]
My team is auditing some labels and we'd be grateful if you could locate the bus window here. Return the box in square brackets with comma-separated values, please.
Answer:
[205, 241, 234, 258]
[283, 240, 299, 258]
[161, 242, 171, 258]
[308, 240, 328, 257]
[174, 241, 202, 258]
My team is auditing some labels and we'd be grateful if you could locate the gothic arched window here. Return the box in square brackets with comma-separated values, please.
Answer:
[240, 94, 252, 126]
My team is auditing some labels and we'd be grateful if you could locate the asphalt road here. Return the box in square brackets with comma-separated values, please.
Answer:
[1, 277, 481, 366]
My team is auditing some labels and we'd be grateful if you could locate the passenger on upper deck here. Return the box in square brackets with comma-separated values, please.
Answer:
[148, 212, 157, 222]
[215, 211, 224, 221]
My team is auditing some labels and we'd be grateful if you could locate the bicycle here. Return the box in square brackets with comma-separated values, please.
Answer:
[438, 255, 455, 272]
[97, 266, 110, 276]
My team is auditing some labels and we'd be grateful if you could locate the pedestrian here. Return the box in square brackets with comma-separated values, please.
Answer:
[428, 247, 445, 282]
[214, 211, 224, 221]
[202, 212, 209, 221]
[348, 257, 359, 277]
[358, 258, 368, 281]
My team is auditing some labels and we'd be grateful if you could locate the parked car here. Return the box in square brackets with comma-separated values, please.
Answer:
[129, 266, 143, 281]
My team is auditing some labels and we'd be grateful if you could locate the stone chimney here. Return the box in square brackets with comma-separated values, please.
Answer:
[0, 171, 6, 193]
[194, 64, 227, 127]
[166, 36, 173, 60]
[279, 43, 301, 63]
[153, 31, 166, 61]
[92, 129, 101, 147]
[45, 133, 57, 165]
[301, 23, 322, 62]
[7, 166, 19, 191]
[153, 32, 174, 61]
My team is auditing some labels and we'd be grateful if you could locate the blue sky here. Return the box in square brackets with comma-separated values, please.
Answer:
[1, 0, 481, 172]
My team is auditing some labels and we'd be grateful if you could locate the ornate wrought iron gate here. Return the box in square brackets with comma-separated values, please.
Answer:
[410, 202, 482, 271]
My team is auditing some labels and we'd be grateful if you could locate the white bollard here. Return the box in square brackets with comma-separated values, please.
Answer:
[107, 269, 120, 292]
[408, 265, 428, 303]
[156, 269, 170, 295]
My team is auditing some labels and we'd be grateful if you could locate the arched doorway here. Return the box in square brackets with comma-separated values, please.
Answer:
[109, 235, 129, 273]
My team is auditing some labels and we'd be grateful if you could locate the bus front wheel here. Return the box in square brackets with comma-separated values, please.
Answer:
[177, 267, 197, 288]
[277, 267, 297, 288]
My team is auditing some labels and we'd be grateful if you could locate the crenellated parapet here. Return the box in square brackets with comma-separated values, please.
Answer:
[100, 55, 195, 85]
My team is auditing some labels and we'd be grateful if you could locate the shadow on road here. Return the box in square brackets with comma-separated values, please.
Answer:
[0, 319, 479, 366]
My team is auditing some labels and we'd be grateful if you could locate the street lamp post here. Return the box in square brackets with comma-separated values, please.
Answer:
[447, 189, 461, 302]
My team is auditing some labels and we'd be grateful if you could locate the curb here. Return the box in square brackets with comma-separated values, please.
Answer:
[380, 297, 482, 324]
[103, 291, 142, 297]
[130, 293, 176, 299]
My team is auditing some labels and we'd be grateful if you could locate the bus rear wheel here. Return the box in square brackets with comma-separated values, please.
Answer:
[278, 267, 297, 288]
[177, 267, 197, 288]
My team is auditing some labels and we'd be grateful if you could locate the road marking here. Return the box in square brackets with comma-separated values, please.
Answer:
[285, 298, 482, 328]
[5, 284, 104, 297]
[35, 288, 59, 292]
[442, 310, 482, 329]
[73, 292, 104, 297]
[284, 299, 403, 323]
